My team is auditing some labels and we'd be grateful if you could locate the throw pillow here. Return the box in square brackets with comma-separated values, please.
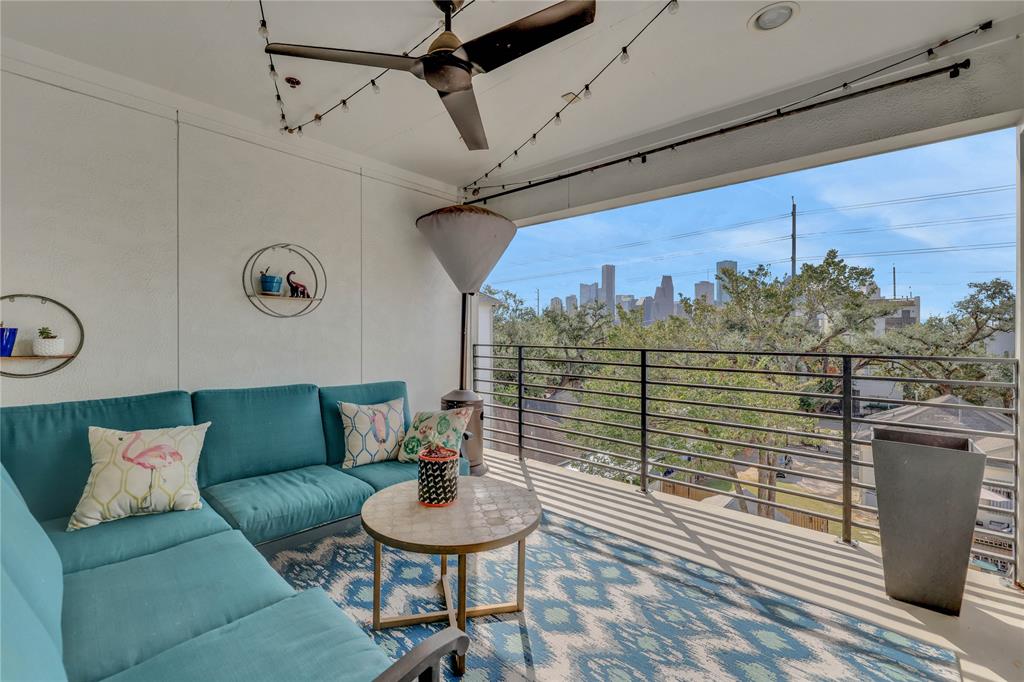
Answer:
[399, 407, 473, 463]
[68, 422, 212, 531]
[338, 398, 406, 468]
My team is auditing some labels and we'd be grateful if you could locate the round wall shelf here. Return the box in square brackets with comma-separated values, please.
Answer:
[0, 294, 85, 378]
[242, 243, 326, 318]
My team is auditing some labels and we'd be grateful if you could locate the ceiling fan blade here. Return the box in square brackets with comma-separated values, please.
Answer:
[456, 0, 596, 74]
[439, 88, 488, 151]
[265, 43, 418, 71]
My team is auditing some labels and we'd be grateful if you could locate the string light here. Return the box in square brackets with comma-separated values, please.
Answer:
[465, 9, 990, 199]
[554, 112, 562, 126]
[259, 1, 478, 134]
[297, 126, 303, 137]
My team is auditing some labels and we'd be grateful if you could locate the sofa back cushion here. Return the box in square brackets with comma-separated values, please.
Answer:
[2, 465, 65, 661]
[319, 382, 412, 466]
[0, 391, 194, 520]
[193, 384, 326, 486]
[1, 569, 67, 682]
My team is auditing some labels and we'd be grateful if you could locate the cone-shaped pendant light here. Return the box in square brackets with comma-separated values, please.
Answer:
[416, 204, 516, 476]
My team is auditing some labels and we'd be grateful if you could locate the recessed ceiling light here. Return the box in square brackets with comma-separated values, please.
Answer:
[749, 2, 798, 31]
[284, 76, 301, 89]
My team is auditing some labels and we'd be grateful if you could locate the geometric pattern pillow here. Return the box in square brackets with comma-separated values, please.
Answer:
[398, 407, 472, 463]
[338, 398, 406, 469]
[67, 422, 211, 531]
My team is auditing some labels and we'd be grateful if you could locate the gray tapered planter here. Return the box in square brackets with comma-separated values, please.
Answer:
[872, 427, 985, 616]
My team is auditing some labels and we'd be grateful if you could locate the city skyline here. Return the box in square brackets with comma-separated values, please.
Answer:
[486, 128, 1016, 321]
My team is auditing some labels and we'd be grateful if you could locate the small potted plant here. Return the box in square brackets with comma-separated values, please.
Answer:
[33, 327, 65, 357]
[0, 322, 17, 357]
[259, 268, 283, 295]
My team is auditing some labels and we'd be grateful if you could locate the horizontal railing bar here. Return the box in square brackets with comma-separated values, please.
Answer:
[517, 443, 642, 476]
[482, 414, 519, 426]
[851, 499, 1015, 516]
[850, 417, 1016, 441]
[517, 431, 642, 463]
[521, 407, 642, 432]
[645, 395, 828, 422]
[513, 393, 640, 417]
[474, 344, 1017, 365]
[647, 379, 837, 400]
[647, 410, 843, 444]
[851, 395, 1016, 414]
[645, 458, 845, 506]
[472, 354, 517, 361]
[482, 426, 520, 440]
[646, 362, 833, 380]
[516, 419, 640, 449]
[521, 355, 641, 368]
[646, 444, 846, 485]
[521, 368, 643, 384]
[482, 435, 520, 450]
[478, 378, 519, 388]
[643, 471, 845, 523]
[851, 374, 1016, 389]
[522, 382, 641, 400]
[473, 389, 518, 401]
[851, 520, 881, 532]
[646, 425, 836, 461]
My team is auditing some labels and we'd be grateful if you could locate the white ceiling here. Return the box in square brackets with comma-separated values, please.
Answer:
[3, 1, 1021, 187]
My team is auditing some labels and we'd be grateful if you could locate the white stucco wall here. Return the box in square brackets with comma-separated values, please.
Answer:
[0, 49, 460, 411]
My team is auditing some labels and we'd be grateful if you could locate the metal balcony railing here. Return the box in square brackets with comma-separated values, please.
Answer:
[472, 344, 1019, 579]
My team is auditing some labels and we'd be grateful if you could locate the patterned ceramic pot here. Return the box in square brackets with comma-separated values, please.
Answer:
[418, 446, 459, 507]
[32, 337, 65, 356]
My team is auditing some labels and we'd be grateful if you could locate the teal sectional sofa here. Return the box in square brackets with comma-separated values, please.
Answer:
[1, 381, 469, 682]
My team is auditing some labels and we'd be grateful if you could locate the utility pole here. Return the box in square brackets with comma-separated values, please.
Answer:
[536, 288, 540, 315]
[892, 265, 897, 299]
[790, 196, 797, 280]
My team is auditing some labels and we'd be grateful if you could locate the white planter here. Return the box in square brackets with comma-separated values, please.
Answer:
[33, 337, 65, 356]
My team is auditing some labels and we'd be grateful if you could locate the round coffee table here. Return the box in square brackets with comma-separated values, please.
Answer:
[361, 477, 542, 675]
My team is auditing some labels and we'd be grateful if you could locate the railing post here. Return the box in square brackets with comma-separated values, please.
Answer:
[640, 349, 649, 493]
[841, 355, 854, 544]
[517, 345, 525, 461]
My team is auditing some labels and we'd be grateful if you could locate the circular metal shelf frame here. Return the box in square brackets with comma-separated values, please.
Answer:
[242, 243, 326, 318]
[1, 294, 85, 378]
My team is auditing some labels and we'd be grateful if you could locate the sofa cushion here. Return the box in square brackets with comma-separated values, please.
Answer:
[339, 398, 407, 468]
[202, 465, 374, 544]
[193, 384, 326, 486]
[0, 391, 194, 521]
[1, 465, 64, 652]
[102, 589, 391, 682]
[346, 458, 470, 491]
[1, 569, 68, 682]
[320, 382, 412, 466]
[61, 530, 293, 682]
[42, 504, 231, 574]
[68, 423, 211, 531]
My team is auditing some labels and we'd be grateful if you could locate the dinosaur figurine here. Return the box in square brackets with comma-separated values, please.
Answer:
[287, 271, 311, 298]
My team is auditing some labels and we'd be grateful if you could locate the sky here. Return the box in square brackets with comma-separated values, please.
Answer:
[485, 127, 1017, 320]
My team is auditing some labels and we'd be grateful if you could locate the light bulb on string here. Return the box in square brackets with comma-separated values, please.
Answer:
[258, 19, 268, 38]
[297, 126, 303, 137]
[269, 63, 278, 80]
[279, 127, 287, 135]
[619, 47, 630, 64]
[530, 134, 537, 145]
[314, 114, 322, 126]
[554, 112, 562, 126]
[371, 79, 380, 94]
[583, 84, 592, 99]
[667, 0, 679, 15]
[341, 100, 349, 113]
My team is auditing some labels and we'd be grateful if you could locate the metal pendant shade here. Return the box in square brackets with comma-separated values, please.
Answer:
[416, 204, 516, 293]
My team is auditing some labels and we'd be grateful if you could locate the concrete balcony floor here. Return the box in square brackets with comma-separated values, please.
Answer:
[482, 448, 1024, 682]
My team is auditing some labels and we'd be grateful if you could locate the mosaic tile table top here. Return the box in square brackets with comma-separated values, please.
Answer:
[272, 510, 960, 681]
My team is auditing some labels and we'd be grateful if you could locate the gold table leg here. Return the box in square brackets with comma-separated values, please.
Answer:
[373, 541, 530, 676]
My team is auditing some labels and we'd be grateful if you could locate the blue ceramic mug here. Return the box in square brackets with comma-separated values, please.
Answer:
[0, 328, 18, 357]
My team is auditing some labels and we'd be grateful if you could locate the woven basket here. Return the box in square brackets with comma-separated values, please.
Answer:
[418, 446, 460, 507]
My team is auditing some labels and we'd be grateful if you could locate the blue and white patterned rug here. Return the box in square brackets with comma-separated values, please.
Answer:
[270, 512, 959, 681]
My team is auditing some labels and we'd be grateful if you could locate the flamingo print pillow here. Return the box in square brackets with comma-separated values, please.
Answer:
[338, 398, 406, 468]
[67, 422, 212, 531]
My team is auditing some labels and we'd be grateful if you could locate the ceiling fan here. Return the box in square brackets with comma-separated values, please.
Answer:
[266, 0, 597, 150]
